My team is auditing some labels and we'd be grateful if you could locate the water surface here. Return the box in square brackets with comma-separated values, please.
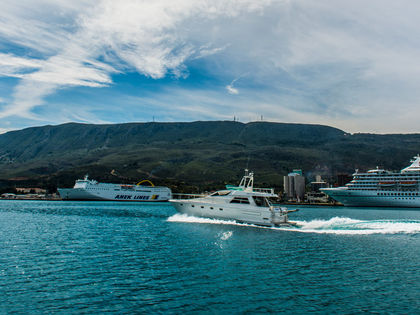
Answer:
[0, 200, 419, 313]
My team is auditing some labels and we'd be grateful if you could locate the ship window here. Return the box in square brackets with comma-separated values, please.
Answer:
[210, 207, 214, 210]
[191, 205, 195, 207]
[252, 196, 269, 207]
[201, 206, 204, 208]
[230, 197, 250, 204]
[219, 208, 223, 211]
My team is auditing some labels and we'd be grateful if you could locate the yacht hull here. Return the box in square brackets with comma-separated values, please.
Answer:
[170, 199, 289, 227]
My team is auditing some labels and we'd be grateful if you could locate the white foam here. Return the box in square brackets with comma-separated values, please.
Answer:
[220, 231, 233, 240]
[291, 217, 420, 235]
[167, 213, 240, 226]
[167, 214, 420, 235]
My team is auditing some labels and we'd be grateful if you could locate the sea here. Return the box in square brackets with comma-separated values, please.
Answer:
[0, 200, 419, 314]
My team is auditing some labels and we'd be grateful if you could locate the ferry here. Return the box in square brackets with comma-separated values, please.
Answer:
[58, 175, 172, 201]
[321, 155, 420, 207]
[170, 170, 298, 227]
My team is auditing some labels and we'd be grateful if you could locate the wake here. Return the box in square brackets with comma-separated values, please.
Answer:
[293, 217, 420, 235]
[167, 213, 420, 235]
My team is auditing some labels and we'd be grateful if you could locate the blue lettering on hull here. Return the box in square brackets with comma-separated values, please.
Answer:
[115, 195, 150, 200]
[115, 195, 132, 199]
[133, 195, 150, 200]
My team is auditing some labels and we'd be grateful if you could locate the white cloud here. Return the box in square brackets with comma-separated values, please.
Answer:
[226, 84, 239, 95]
[0, 53, 42, 78]
[193, 44, 229, 59]
[0, 0, 274, 118]
[1, 0, 420, 132]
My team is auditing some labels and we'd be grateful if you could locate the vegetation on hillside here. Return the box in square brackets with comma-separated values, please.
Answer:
[0, 121, 419, 192]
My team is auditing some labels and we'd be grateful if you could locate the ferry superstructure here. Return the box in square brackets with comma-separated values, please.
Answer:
[321, 155, 420, 207]
[170, 170, 298, 227]
[58, 175, 172, 201]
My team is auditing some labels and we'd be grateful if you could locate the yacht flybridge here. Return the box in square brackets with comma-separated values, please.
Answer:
[170, 170, 298, 227]
[321, 155, 420, 207]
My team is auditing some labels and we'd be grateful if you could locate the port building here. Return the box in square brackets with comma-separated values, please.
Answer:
[307, 175, 329, 203]
[283, 169, 305, 202]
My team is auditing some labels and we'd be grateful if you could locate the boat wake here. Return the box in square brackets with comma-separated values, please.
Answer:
[167, 214, 420, 235]
[168, 213, 238, 226]
[293, 217, 420, 235]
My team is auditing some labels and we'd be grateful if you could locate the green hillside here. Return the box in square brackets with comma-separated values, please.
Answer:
[0, 121, 419, 192]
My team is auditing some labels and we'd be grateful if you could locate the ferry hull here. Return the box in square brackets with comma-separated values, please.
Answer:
[58, 188, 105, 201]
[170, 199, 288, 226]
[58, 187, 171, 201]
[322, 188, 420, 208]
[58, 175, 172, 201]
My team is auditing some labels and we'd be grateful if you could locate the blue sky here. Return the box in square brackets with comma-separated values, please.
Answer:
[1, 0, 420, 133]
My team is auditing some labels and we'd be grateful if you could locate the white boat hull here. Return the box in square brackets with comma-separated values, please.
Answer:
[58, 187, 171, 201]
[322, 188, 420, 207]
[170, 199, 289, 226]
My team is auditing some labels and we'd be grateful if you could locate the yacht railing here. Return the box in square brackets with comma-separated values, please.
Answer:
[171, 193, 207, 199]
[253, 188, 275, 194]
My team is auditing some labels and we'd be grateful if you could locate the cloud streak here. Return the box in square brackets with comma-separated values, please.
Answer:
[226, 80, 239, 95]
[0, 0, 274, 118]
[1, 0, 420, 132]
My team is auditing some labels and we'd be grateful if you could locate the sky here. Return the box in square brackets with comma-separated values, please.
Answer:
[1, 0, 420, 134]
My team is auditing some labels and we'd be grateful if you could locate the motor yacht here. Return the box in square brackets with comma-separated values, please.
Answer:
[170, 170, 298, 227]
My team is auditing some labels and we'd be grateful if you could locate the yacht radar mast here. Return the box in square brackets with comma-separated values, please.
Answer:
[238, 169, 254, 192]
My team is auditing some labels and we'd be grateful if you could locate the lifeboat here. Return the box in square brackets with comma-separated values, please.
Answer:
[399, 181, 417, 186]
[378, 181, 395, 186]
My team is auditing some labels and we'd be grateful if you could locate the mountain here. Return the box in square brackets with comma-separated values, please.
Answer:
[0, 121, 419, 192]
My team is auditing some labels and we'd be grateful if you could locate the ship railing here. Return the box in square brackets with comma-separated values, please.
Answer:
[253, 188, 275, 194]
[171, 193, 208, 199]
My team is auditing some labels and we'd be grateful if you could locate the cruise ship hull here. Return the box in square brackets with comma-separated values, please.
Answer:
[322, 188, 420, 208]
[170, 199, 289, 226]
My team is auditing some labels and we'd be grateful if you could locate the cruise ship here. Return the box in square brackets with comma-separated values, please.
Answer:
[321, 155, 420, 207]
[58, 175, 172, 201]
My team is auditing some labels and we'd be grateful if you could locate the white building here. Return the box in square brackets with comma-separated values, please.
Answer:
[283, 170, 305, 202]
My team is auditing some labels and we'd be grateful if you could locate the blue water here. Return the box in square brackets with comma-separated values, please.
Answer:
[0, 200, 419, 314]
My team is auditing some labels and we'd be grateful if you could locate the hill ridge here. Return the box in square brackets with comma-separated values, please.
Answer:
[0, 121, 418, 191]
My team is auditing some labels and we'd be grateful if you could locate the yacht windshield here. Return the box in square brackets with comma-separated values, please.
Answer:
[252, 196, 271, 207]
[230, 197, 250, 204]
[210, 191, 231, 197]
